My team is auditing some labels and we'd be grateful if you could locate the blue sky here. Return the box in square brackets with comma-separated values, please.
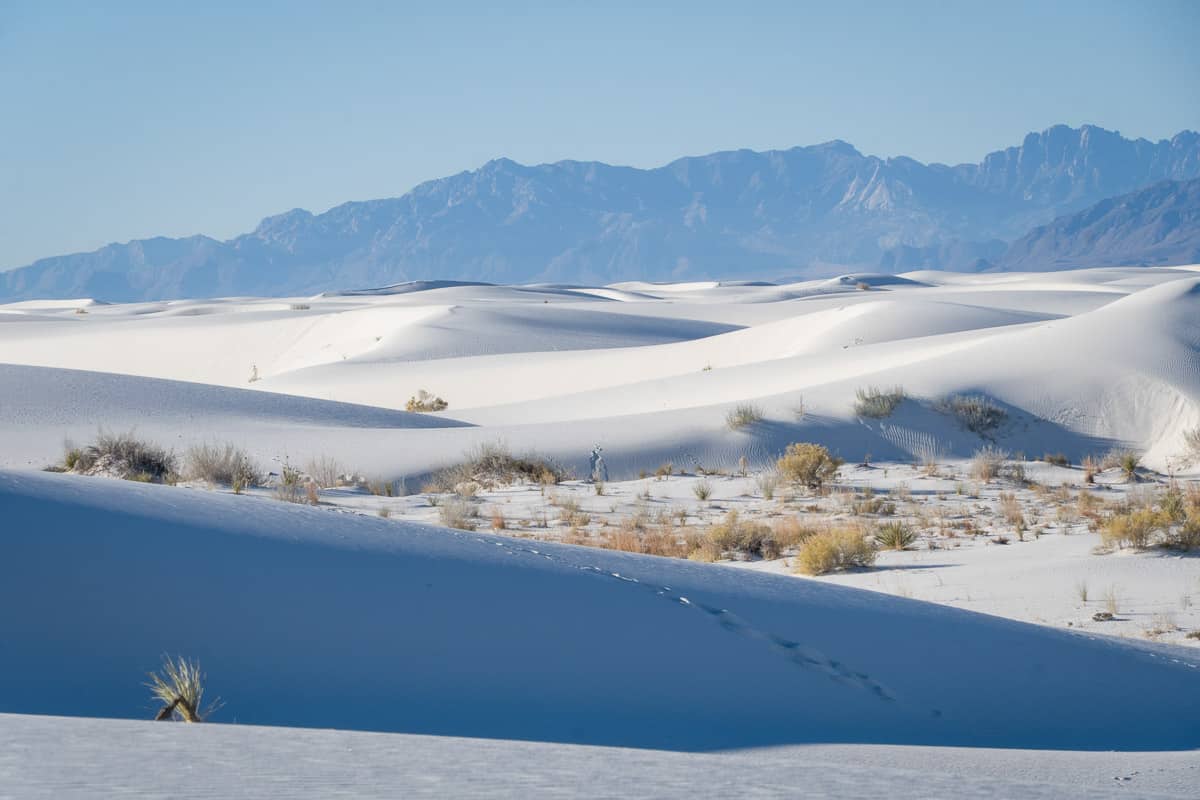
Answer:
[1, 0, 1198, 268]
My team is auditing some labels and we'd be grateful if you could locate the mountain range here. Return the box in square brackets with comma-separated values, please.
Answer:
[3, 124, 1199, 301]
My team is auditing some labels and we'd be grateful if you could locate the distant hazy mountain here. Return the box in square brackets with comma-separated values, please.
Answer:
[992, 178, 1200, 271]
[3, 124, 1199, 301]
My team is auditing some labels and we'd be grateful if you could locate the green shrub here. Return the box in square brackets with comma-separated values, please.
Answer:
[873, 522, 916, 551]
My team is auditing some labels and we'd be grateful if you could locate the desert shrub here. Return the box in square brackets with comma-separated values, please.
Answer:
[1101, 508, 1164, 550]
[873, 522, 916, 551]
[777, 442, 842, 489]
[705, 511, 778, 559]
[289, 303, 310, 311]
[692, 478, 712, 501]
[795, 527, 877, 575]
[998, 491, 1024, 527]
[1167, 514, 1200, 551]
[1082, 455, 1101, 484]
[1103, 448, 1142, 482]
[970, 446, 1023, 483]
[654, 462, 674, 479]
[438, 498, 478, 530]
[772, 517, 819, 550]
[305, 455, 344, 489]
[1161, 487, 1187, 523]
[726, 403, 765, 430]
[853, 385, 905, 419]
[185, 443, 261, 488]
[1043, 452, 1070, 467]
[274, 464, 306, 503]
[756, 469, 781, 500]
[406, 389, 448, 412]
[936, 394, 1007, 435]
[424, 442, 566, 492]
[69, 431, 176, 482]
[147, 655, 214, 723]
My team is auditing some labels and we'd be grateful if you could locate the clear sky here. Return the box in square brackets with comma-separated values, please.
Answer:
[1, 0, 1198, 268]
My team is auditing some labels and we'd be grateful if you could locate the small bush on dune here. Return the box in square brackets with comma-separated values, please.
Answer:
[725, 403, 765, 430]
[936, 394, 1007, 435]
[777, 443, 842, 489]
[1043, 452, 1070, 467]
[692, 478, 712, 501]
[424, 442, 566, 492]
[406, 389, 448, 412]
[795, 527, 877, 575]
[67, 431, 176, 483]
[854, 385, 905, 419]
[184, 443, 261, 489]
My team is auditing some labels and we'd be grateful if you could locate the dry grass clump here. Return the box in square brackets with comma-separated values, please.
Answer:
[147, 655, 215, 722]
[438, 497, 478, 530]
[702, 511, 781, 559]
[795, 526, 877, 575]
[406, 389, 448, 412]
[65, 431, 176, 483]
[1043, 452, 1070, 467]
[1101, 507, 1163, 550]
[184, 442, 261, 490]
[873, 522, 916, 551]
[998, 491, 1024, 527]
[755, 469, 781, 500]
[305, 455, 345, 489]
[424, 442, 566, 492]
[598, 522, 690, 558]
[853, 385, 905, 419]
[725, 403, 765, 430]
[969, 446, 1024, 483]
[692, 478, 713, 501]
[777, 442, 842, 489]
[935, 394, 1007, 435]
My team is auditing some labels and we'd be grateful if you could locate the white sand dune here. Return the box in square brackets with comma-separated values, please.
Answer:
[1, 266, 1197, 480]
[2, 469, 1198, 753]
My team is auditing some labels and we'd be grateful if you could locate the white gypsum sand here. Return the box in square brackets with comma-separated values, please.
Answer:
[1, 265, 1199, 795]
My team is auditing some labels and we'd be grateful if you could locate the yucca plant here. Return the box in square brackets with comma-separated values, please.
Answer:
[147, 655, 215, 722]
[873, 522, 916, 551]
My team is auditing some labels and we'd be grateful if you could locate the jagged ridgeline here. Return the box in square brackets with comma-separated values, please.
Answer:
[3, 124, 1199, 301]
